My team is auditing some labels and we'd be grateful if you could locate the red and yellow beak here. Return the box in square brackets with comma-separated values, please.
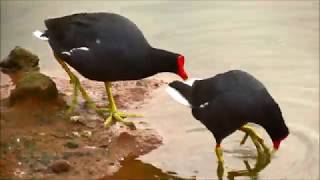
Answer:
[177, 55, 188, 80]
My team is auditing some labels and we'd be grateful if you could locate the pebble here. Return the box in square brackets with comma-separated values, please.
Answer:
[71, 131, 81, 137]
[81, 130, 92, 137]
[70, 115, 81, 122]
[49, 160, 71, 173]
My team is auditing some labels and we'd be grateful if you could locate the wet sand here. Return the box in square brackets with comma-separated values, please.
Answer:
[1, 1, 319, 179]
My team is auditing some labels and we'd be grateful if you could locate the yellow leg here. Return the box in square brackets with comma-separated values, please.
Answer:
[103, 82, 142, 129]
[55, 58, 95, 107]
[67, 77, 79, 114]
[215, 145, 224, 163]
[239, 125, 270, 155]
[215, 145, 224, 180]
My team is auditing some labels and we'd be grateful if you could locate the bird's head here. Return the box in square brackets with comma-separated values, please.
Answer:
[149, 48, 188, 80]
[265, 109, 289, 152]
[260, 100, 289, 152]
[176, 55, 188, 80]
[271, 127, 289, 151]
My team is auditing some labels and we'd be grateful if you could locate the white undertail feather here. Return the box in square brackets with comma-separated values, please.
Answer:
[33, 30, 48, 40]
[166, 86, 190, 107]
[184, 78, 201, 86]
[165, 78, 202, 108]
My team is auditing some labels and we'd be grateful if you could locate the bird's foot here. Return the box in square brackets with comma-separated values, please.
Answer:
[103, 111, 142, 130]
[96, 108, 142, 118]
[95, 107, 110, 115]
[240, 125, 263, 145]
[66, 103, 77, 114]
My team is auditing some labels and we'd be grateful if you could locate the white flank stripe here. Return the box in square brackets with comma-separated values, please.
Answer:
[61, 47, 90, 56]
[72, 47, 89, 51]
[166, 86, 191, 107]
[61, 51, 71, 56]
[33, 30, 48, 40]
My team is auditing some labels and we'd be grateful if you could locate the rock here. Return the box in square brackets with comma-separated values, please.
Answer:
[0, 47, 60, 105]
[9, 71, 59, 105]
[105, 124, 163, 161]
[70, 116, 82, 123]
[0, 46, 39, 76]
[71, 131, 81, 137]
[81, 130, 92, 138]
[49, 160, 71, 173]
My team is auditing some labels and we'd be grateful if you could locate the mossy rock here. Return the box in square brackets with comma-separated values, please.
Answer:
[0, 46, 39, 73]
[9, 71, 59, 105]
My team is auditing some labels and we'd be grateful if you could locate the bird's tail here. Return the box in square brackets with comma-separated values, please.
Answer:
[33, 30, 49, 40]
[166, 78, 200, 107]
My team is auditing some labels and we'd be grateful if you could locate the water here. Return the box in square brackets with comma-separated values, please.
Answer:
[1, 1, 319, 179]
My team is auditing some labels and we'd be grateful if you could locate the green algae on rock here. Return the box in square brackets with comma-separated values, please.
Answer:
[0, 46, 59, 105]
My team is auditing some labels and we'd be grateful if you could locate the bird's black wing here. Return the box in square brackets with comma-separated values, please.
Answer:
[45, 13, 150, 57]
[44, 13, 102, 54]
[190, 70, 266, 108]
[192, 91, 257, 142]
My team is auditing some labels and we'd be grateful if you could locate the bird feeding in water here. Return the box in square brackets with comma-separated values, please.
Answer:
[166, 70, 289, 164]
[34, 12, 188, 129]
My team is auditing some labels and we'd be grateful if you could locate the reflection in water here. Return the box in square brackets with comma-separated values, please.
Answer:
[225, 132, 271, 180]
[105, 127, 272, 180]
[105, 145, 271, 180]
[187, 127, 272, 180]
[106, 159, 192, 180]
[227, 147, 271, 180]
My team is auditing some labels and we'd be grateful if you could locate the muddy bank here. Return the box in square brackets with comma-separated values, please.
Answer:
[0, 74, 166, 180]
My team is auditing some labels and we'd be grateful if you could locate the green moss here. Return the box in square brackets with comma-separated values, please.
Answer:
[10, 71, 58, 104]
[8, 46, 40, 72]
[64, 141, 79, 149]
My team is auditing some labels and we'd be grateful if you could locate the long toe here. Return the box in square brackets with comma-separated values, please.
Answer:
[117, 111, 143, 118]
[103, 115, 113, 128]
[103, 112, 136, 130]
[240, 132, 249, 145]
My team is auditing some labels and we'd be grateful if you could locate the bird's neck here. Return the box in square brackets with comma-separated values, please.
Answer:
[148, 47, 179, 73]
[264, 118, 289, 142]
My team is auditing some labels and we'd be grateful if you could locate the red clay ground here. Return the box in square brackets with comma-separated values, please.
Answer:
[0, 75, 166, 180]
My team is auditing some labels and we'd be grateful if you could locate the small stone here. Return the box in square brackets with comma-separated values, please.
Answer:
[70, 116, 81, 123]
[38, 132, 46, 136]
[81, 130, 92, 138]
[49, 160, 71, 173]
[71, 131, 81, 137]
[136, 81, 144, 86]
[84, 146, 97, 149]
